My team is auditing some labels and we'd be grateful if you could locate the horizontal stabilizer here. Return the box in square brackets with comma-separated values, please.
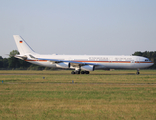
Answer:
[14, 55, 27, 60]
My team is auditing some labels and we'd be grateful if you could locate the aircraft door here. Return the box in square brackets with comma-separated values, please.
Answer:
[131, 60, 135, 63]
[131, 60, 135, 68]
[136, 58, 140, 68]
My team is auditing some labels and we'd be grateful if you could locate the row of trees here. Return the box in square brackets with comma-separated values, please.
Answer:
[0, 50, 50, 70]
[0, 50, 156, 70]
[0, 56, 46, 70]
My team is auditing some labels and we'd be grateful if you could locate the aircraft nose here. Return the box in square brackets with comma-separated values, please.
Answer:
[150, 61, 154, 66]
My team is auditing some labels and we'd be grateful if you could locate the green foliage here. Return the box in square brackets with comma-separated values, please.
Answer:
[0, 50, 40, 70]
[0, 56, 3, 60]
[0, 56, 3, 68]
[9, 50, 19, 57]
[0, 57, 9, 69]
[132, 51, 143, 56]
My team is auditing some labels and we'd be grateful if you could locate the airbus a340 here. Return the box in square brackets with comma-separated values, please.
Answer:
[13, 35, 154, 74]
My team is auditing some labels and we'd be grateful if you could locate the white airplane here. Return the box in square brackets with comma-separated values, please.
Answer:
[13, 35, 154, 75]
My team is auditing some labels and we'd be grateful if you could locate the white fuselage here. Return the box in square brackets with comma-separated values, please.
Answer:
[25, 54, 153, 70]
[13, 35, 154, 73]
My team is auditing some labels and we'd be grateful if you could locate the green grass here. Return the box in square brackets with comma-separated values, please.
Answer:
[0, 70, 156, 120]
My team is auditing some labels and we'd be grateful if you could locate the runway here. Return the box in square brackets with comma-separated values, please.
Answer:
[1, 70, 156, 85]
[0, 73, 156, 75]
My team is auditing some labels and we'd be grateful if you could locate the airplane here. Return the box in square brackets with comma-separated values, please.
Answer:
[13, 35, 154, 75]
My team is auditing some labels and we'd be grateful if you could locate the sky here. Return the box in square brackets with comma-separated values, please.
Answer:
[0, 0, 156, 58]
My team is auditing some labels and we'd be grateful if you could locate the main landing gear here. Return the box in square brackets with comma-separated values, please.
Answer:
[71, 71, 90, 74]
[136, 69, 140, 75]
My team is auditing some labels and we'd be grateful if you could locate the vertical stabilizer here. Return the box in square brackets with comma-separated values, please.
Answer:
[13, 35, 35, 55]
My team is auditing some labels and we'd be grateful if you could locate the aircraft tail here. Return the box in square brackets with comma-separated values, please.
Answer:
[13, 35, 36, 55]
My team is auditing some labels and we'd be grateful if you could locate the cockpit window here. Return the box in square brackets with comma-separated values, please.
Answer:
[145, 59, 149, 61]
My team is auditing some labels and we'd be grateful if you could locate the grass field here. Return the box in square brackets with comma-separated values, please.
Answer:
[0, 70, 156, 120]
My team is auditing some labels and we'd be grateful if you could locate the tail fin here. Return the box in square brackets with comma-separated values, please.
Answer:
[13, 35, 36, 55]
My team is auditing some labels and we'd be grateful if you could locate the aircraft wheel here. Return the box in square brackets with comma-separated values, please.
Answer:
[81, 71, 85, 74]
[71, 71, 75, 74]
[75, 71, 80, 74]
[136, 72, 140, 75]
[136, 69, 140, 75]
[85, 71, 90, 74]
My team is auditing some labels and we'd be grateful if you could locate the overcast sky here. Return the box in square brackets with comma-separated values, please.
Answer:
[0, 0, 156, 58]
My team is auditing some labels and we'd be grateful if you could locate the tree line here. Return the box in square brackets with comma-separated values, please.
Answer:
[0, 50, 155, 70]
[0, 50, 52, 70]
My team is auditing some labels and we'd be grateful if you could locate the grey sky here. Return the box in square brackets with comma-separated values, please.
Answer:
[0, 0, 156, 58]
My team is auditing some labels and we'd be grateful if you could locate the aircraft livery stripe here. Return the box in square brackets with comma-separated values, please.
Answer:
[25, 60, 153, 64]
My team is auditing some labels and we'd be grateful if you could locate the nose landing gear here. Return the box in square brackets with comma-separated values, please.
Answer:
[136, 69, 140, 75]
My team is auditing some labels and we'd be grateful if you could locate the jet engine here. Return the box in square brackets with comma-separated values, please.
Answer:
[56, 62, 70, 68]
[81, 65, 95, 71]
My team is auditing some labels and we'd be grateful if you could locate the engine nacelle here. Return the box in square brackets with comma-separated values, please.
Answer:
[56, 62, 70, 68]
[81, 65, 95, 71]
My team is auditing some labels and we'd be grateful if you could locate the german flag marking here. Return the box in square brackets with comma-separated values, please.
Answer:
[19, 41, 23, 43]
